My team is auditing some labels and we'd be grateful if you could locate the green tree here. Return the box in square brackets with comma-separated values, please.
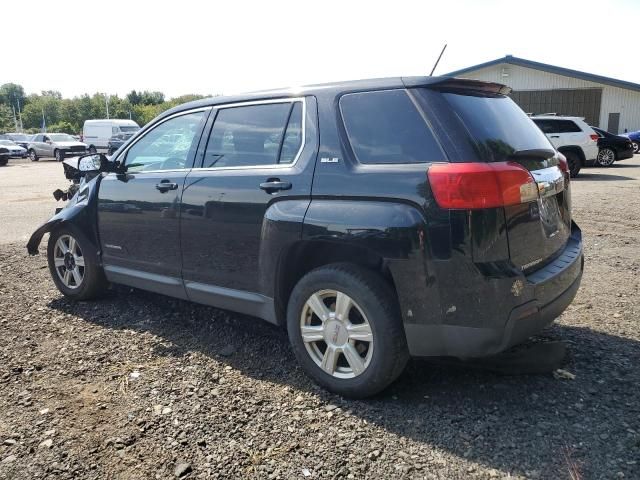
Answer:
[0, 83, 26, 109]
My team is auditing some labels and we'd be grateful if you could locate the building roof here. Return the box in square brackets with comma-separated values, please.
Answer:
[445, 55, 640, 93]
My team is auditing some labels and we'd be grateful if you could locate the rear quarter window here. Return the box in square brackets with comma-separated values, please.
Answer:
[340, 89, 444, 164]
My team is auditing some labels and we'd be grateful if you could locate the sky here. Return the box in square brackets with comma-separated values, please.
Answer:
[4, 0, 639, 99]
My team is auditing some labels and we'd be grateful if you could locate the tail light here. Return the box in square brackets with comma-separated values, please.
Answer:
[590, 134, 599, 142]
[427, 162, 539, 210]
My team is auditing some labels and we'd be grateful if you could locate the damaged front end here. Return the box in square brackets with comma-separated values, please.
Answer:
[26, 154, 117, 255]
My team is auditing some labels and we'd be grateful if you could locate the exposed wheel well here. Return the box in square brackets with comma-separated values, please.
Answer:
[274, 241, 396, 326]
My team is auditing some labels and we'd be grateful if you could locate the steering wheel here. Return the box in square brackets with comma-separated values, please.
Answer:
[159, 157, 186, 170]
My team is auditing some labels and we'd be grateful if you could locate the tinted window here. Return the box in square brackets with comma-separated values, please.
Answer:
[125, 111, 204, 172]
[340, 90, 443, 164]
[558, 120, 582, 133]
[533, 119, 560, 134]
[441, 93, 554, 162]
[203, 102, 300, 168]
[34, 135, 43, 142]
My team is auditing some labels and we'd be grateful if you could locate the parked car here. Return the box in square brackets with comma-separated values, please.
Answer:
[590, 126, 634, 167]
[83, 119, 140, 153]
[619, 130, 640, 153]
[531, 115, 598, 177]
[3, 133, 32, 150]
[27, 76, 584, 398]
[0, 146, 9, 166]
[0, 139, 27, 158]
[28, 133, 88, 162]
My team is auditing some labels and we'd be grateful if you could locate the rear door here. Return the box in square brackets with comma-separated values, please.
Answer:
[180, 98, 317, 305]
[426, 91, 571, 272]
[97, 109, 209, 297]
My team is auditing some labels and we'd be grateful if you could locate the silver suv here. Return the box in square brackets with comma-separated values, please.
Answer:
[28, 133, 88, 162]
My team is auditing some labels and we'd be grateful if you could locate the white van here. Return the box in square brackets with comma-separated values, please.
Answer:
[82, 119, 140, 153]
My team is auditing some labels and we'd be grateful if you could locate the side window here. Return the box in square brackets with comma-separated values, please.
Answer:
[125, 111, 205, 172]
[203, 101, 301, 168]
[34, 135, 43, 142]
[279, 102, 303, 164]
[558, 120, 582, 133]
[340, 89, 443, 164]
[533, 120, 560, 134]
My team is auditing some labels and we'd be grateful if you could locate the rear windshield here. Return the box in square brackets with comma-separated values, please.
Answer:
[441, 92, 553, 162]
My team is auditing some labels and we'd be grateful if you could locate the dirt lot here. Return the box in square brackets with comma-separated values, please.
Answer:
[0, 158, 638, 479]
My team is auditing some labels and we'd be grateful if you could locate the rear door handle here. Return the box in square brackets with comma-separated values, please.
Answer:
[259, 179, 292, 194]
[550, 135, 560, 138]
[155, 180, 179, 193]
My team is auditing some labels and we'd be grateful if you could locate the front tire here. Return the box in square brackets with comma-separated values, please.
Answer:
[564, 151, 582, 178]
[88, 146, 97, 154]
[596, 148, 616, 167]
[287, 263, 409, 398]
[29, 149, 39, 162]
[47, 226, 107, 301]
[54, 149, 64, 162]
[633, 142, 639, 154]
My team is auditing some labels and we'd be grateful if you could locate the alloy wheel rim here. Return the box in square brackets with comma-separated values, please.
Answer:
[598, 149, 615, 166]
[53, 234, 85, 289]
[300, 289, 373, 379]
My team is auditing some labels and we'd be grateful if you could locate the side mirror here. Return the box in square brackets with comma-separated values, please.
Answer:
[76, 153, 119, 173]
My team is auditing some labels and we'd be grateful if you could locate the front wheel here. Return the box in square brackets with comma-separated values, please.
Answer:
[29, 149, 39, 162]
[88, 146, 97, 154]
[287, 263, 409, 398]
[564, 151, 582, 178]
[47, 226, 107, 301]
[596, 148, 616, 167]
[54, 149, 64, 162]
[633, 142, 639, 154]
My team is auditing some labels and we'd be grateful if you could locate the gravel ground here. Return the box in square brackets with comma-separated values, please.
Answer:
[0, 160, 639, 479]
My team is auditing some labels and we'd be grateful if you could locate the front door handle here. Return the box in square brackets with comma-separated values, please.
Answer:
[259, 179, 292, 194]
[155, 180, 179, 193]
[550, 135, 560, 138]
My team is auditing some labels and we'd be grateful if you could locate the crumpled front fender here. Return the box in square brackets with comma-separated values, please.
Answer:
[26, 175, 102, 255]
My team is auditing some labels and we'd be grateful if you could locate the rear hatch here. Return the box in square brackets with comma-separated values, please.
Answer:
[417, 81, 571, 273]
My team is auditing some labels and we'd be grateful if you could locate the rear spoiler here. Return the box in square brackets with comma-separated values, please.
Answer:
[402, 76, 511, 96]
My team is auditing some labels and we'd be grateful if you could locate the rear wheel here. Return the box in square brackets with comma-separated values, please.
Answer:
[596, 148, 616, 167]
[47, 226, 107, 301]
[564, 151, 581, 178]
[287, 263, 409, 398]
[0, 157, 7, 166]
[88, 145, 97, 154]
[29, 149, 39, 162]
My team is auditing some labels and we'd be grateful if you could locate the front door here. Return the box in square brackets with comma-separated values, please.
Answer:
[97, 109, 209, 298]
[180, 98, 316, 312]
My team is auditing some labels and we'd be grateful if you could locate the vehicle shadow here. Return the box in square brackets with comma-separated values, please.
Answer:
[574, 172, 635, 181]
[47, 287, 639, 478]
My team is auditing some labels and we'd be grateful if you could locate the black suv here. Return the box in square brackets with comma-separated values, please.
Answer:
[28, 77, 583, 398]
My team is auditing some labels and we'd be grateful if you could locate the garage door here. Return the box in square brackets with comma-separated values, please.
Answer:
[510, 88, 602, 126]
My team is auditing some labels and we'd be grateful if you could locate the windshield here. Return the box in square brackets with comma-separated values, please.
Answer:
[439, 92, 554, 162]
[119, 126, 140, 133]
[49, 134, 76, 142]
[0, 140, 17, 146]
[9, 134, 29, 141]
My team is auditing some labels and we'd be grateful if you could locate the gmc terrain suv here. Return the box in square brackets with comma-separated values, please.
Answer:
[27, 77, 584, 398]
[531, 115, 598, 177]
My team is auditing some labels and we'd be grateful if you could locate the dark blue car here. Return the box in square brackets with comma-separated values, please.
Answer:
[621, 131, 640, 153]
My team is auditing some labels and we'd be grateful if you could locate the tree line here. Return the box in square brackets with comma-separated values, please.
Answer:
[0, 83, 210, 134]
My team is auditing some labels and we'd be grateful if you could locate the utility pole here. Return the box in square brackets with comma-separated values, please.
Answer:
[105, 94, 110, 119]
[12, 106, 18, 131]
[16, 98, 23, 132]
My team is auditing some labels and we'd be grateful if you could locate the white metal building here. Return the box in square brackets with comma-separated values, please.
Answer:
[446, 55, 640, 134]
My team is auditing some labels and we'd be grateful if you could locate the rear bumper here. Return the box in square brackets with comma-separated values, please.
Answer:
[405, 223, 583, 358]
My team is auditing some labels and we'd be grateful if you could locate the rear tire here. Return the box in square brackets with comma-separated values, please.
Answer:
[564, 151, 581, 178]
[287, 263, 409, 398]
[47, 225, 108, 301]
[29, 149, 39, 162]
[596, 147, 616, 167]
[88, 146, 97, 154]
[0, 157, 8, 166]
